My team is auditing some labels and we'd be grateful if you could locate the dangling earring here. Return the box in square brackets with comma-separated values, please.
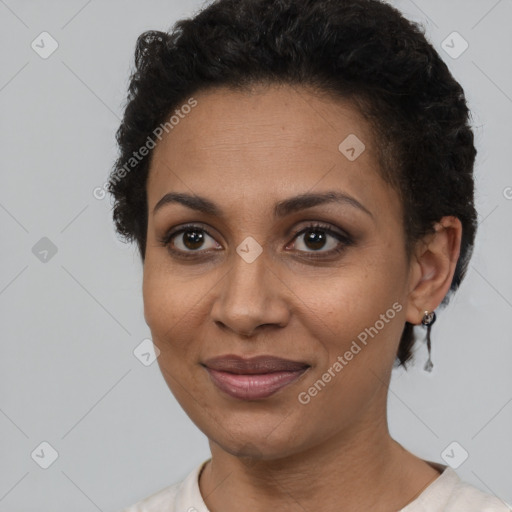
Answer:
[421, 310, 436, 372]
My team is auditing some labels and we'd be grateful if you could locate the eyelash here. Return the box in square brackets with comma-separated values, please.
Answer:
[157, 222, 354, 260]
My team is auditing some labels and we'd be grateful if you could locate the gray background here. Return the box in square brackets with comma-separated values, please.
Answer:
[0, 0, 511, 510]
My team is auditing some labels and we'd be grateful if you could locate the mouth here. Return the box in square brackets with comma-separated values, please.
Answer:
[202, 355, 310, 400]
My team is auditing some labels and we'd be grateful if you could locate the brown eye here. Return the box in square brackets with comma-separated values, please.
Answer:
[290, 223, 352, 257]
[158, 224, 221, 256]
[181, 229, 206, 250]
[301, 229, 329, 251]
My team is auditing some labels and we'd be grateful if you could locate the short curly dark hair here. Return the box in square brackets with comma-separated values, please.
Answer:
[108, 0, 478, 369]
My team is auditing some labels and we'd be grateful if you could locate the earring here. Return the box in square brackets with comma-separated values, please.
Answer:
[421, 310, 436, 372]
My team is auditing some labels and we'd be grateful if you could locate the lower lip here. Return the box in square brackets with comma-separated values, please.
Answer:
[205, 367, 309, 400]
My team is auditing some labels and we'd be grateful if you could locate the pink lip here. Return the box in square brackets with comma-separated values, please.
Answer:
[202, 354, 310, 400]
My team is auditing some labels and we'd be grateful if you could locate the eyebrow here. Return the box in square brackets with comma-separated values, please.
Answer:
[152, 190, 373, 219]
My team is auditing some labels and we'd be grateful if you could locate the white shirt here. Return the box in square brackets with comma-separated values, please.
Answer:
[121, 459, 511, 511]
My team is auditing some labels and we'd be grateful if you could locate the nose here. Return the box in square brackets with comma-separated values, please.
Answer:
[210, 248, 290, 338]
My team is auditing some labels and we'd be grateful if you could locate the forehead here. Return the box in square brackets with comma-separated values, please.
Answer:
[146, 84, 395, 219]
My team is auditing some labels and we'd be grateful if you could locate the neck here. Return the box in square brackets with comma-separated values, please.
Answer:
[199, 413, 438, 511]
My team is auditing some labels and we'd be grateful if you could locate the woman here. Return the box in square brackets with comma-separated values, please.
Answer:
[110, 0, 510, 510]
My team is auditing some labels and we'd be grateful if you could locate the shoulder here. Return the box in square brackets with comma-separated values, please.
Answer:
[401, 464, 511, 512]
[120, 459, 210, 512]
[445, 477, 511, 512]
[120, 480, 182, 512]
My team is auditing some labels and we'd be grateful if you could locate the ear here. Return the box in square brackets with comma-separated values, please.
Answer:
[405, 216, 462, 325]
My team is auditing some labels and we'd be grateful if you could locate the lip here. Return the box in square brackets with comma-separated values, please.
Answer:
[202, 355, 310, 400]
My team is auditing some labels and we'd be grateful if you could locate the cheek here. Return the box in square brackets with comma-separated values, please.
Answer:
[294, 254, 402, 326]
[294, 254, 407, 367]
[142, 267, 206, 400]
[143, 245, 205, 317]
[142, 263, 197, 352]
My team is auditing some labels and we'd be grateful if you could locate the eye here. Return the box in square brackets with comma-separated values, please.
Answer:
[287, 222, 353, 258]
[158, 224, 221, 258]
[158, 222, 353, 260]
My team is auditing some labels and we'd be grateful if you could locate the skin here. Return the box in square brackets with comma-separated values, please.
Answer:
[142, 83, 462, 511]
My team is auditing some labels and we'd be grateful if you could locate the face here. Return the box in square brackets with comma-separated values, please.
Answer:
[143, 84, 415, 460]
